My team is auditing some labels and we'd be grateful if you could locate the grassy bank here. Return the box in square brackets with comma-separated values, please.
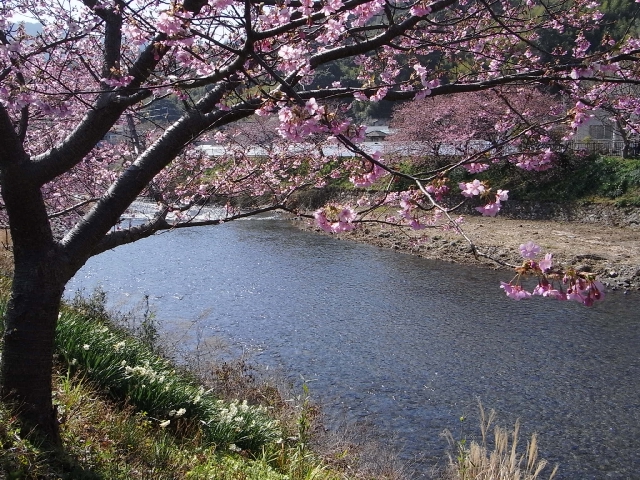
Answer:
[418, 154, 640, 207]
[483, 155, 640, 207]
[293, 154, 640, 218]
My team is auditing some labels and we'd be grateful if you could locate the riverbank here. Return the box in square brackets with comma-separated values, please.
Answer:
[0, 281, 409, 480]
[293, 207, 640, 292]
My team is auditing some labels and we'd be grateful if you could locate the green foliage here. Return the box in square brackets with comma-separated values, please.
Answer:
[351, 99, 396, 123]
[186, 454, 289, 480]
[312, 59, 361, 90]
[0, 374, 342, 480]
[586, 0, 640, 49]
[469, 154, 640, 205]
[0, 404, 49, 479]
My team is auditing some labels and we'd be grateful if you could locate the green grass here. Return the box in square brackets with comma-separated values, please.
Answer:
[56, 307, 280, 451]
[0, 371, 292, 479]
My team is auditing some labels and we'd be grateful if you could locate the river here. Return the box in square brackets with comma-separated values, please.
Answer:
[67, 215, 640, 479]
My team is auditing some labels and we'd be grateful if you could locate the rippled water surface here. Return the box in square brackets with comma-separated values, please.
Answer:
[67, 218, 640, 479]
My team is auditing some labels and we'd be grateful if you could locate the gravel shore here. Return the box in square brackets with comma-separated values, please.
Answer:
[293, 211, 640, 292]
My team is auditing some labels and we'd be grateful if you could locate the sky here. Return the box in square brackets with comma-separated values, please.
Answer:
[8, 0, 83, 24]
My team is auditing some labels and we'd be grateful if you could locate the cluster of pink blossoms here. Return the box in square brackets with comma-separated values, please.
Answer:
[569, 101, 593, 130]
[156, 10, 192, 36]
[464, 162, 490, 174]
[349, 151, 389, 187]
[314, 204, 357, 233]
[514, 149, 554, 171]
[425, 178, 450, 201]
[277, 99, 327, 141]
[500, 241, 605, 306]
[397, 194, 426, 230]
[275, 98, 364, 143]
[459, 180, 509, 217]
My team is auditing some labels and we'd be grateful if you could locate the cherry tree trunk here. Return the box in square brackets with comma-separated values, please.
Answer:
[1, 262, 64, 444]
[0, 171, 69, 444]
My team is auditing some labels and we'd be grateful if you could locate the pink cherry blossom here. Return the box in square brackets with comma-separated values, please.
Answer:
[314, 204, 357, 233]
[519, 241, 541, 259]
[500, 282, 532, 300]
[425, 182, 449, 201]
[350, 162, 388, 187]
[459, 179, 485, 197]
[320, 0, 344, 15]
[533, 283, 565, 299]
[464, 162, 489, 173]
[338, 206, 357, 223]
[370, 87, 388, 102]
[539, 253, 553, 272]
[410, 4, 432, 16]
[212, 0, 234, 8]
[304, 98, 320, 115]
[409, 219, 425, 230]
[156, 11, 189, 36]
[496, 189, 509, 202]
[475, 202, 501, 217]
[566, 278, 606, 306]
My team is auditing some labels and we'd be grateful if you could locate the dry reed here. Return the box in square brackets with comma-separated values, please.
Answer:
[442, 403, 558, 480]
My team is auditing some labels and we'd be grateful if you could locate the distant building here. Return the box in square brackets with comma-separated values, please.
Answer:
[574, 113, 616, 142]
[365, 125, 391, 142]
[572, 110, 638, 157]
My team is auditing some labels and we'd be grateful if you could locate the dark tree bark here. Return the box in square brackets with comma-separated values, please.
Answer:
[1, 262, 65, 444]
[0, 172, 70, 444]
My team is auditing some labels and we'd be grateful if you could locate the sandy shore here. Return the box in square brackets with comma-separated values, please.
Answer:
[293, 214, 640, 292]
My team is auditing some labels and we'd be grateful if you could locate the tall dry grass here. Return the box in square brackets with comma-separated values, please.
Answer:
[442, 403, 558, 480]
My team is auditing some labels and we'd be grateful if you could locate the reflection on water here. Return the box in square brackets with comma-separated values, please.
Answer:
[67, 218, 640, 479]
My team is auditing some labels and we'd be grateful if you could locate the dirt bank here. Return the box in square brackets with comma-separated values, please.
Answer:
[293, 213, 640, 292]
